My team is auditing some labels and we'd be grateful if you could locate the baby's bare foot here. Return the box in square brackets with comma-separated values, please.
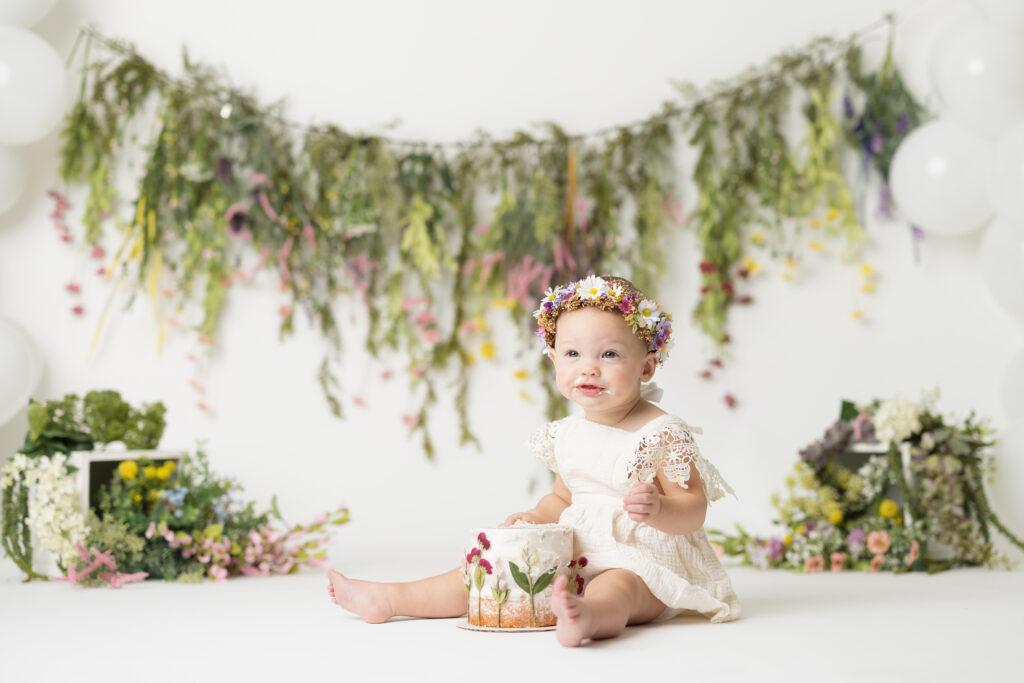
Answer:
[327, 568, 394, 624]
[551, 574, 593, 647]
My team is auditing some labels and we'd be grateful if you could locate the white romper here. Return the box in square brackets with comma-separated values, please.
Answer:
[528, 412, 741, 623]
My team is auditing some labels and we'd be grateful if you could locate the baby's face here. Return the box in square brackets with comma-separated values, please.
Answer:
[549, 307, 656, 416]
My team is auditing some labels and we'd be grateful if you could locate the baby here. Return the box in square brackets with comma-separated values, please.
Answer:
[328, 275, 740, 646]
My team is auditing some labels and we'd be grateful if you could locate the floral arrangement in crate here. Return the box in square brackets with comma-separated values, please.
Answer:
[709, 392, 1023, 573]
[1, 390, 349, 586]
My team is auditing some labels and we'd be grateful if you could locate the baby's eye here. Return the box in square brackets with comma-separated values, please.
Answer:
[565, 350, 579, 357]
[602, 350, 619, 358]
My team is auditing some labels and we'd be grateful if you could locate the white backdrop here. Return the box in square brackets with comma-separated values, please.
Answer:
[1, 0, 1022, 582]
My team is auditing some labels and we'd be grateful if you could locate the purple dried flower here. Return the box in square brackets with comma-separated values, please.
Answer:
[896, 113, 911, 136]
[847, 528, 866, 553]
[768, 537, 785, 560]
[843, 95, 854, 118]
[870, 129, 884, 155]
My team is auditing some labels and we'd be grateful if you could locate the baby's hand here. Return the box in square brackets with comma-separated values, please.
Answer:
[500, 511, 540, 527]
[623, 482, 661, 523]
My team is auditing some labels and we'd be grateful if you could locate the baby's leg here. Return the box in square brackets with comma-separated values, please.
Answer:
[327, 567, 466, 623]
[550, 569, 665, 647]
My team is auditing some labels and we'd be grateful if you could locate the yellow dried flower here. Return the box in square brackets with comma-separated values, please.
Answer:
[850, 310, 864, 320]
[828, 508, 844, 524]
[118, 460, 139, 480]
[750, 230, 765, 245]
[742, 257, 761, 274]
[513, 369, 529, 380]
[879, 499, 900, 518]
[826, 207, 840, 221]
[479, 341, 496, 360]
[808, 241, 826, 252]
[860, 263, 874, 277]
[861, 282, 876, 293]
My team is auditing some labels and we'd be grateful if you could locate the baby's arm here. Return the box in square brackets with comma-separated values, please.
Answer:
[622, 467, 708, 535]
[501, 475, 572, 526]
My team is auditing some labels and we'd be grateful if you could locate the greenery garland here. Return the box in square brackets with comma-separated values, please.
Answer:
[56, 17, 924, 457]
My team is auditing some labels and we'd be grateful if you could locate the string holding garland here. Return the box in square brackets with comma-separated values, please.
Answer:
[56, 16, 926, 458]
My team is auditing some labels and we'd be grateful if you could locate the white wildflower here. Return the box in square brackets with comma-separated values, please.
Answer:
[873, 397, 921, 444]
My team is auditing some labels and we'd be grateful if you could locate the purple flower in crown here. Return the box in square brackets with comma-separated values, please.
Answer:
[477, 532, 490, 550]
[534, 326, 547, 341]
[555, 285, 575, 303]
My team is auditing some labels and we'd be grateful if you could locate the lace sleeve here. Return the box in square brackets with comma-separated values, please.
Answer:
[526, 419, 565, 474]
[626, 420, 736, 502]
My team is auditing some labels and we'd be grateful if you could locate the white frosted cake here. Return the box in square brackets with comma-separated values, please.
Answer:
[463, 523, 574, 629]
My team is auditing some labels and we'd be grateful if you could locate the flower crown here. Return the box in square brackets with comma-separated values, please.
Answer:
[533, 275, 674, 363]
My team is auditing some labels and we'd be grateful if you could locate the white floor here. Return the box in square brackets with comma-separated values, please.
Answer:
[2, 562, 1021, 682]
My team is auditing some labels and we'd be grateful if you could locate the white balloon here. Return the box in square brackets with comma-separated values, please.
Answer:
[972, 0, 1024, 32]
[890, 119, 993, 235]
[0, 25, 69, 146]
[0, 0, 57, 27]
[1003, 348, 1024, 421]
[929, 21, 1024, 138]
[987, 122, 1024, 228]
[894, 3, 983, 110]
[987, 417, 1024, 557]
[0, 317, 43, 427]
[979, 219, 1024, 322]
[0, 146, 27, 216]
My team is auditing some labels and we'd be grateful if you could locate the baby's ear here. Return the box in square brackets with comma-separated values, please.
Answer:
[546, 348, 555, 363]
[641, 353, 657, 381]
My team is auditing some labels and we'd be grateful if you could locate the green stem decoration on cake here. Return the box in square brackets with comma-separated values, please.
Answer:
[509, 540, 557, 628]
[491, 582, 510, 628]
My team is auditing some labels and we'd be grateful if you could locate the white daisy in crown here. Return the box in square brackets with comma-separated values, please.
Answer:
[608, 283, 624, 302]
[576, 275, 608, 301]
[637, 298, 660, 328]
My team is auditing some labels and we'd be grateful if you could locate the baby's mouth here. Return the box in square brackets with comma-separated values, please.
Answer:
[575, 383, 605, 396]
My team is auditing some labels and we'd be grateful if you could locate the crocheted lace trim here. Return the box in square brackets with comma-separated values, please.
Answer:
[626, 420, 736, 502]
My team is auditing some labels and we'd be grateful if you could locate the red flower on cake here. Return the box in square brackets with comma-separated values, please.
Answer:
[575, 576, 585, 595]
[466, 548, 481, 564]
[477, 532, 490, 550]
[478, 559, 493, 575]
[576, 556, 588, 568]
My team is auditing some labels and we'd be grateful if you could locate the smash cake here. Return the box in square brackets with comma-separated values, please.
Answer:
[462, 522, 580, 630]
